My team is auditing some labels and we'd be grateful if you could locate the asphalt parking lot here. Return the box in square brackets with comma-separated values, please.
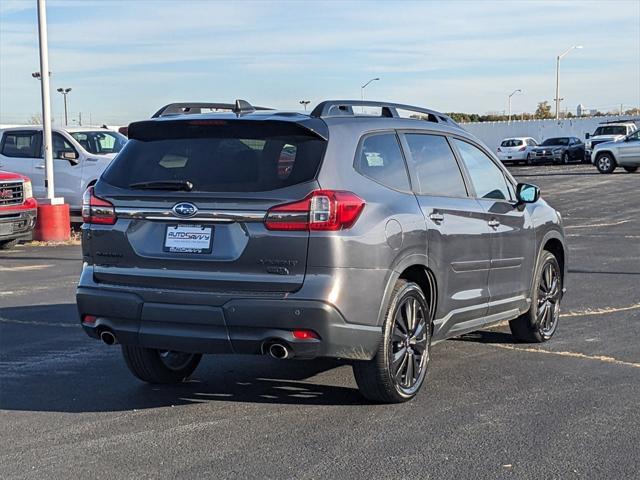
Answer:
[1, 164, 638, 479]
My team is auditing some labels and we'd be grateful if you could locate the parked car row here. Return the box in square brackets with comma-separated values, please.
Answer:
[0, 126, 127, 214]
[496, 120, 639, 174]
[497, 136, 587, 165]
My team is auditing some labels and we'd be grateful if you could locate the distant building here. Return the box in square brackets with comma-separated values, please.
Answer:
[577, 104, 587, 117]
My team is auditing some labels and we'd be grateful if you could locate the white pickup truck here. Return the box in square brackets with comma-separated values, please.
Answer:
[0, 126, 127, 214]
[585, 121, 638, 161]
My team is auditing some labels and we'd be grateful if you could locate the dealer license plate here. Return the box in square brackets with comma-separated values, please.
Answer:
[163, 224, 213, 254]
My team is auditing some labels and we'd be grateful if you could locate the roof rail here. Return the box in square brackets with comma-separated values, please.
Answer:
[309, 100, 461, 127]
[151, 100, 272, 118]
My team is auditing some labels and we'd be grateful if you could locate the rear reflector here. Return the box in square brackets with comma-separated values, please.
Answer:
[82, 315, 97, 325]
[265, 190, 365, 231]
[292, 329, 319, 340]
[82, 186, 116, 225]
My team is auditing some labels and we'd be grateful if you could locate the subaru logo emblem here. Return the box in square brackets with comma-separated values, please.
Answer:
[172, 202, 198, 217]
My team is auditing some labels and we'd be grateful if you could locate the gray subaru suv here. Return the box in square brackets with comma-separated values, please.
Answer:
[77, 100, 567, 403]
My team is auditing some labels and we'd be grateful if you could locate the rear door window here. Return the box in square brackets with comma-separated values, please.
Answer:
[1, 131, 40, 158]
[102, 121, 326, 192]
[405, 133, 467, 197]
[355, 133, 410, 191]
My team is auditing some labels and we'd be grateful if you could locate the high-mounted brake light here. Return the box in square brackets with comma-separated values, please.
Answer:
[82, 186, 116, 225]
[265, 190, 365, 231]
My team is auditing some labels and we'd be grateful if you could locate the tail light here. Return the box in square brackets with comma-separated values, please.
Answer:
[265, 190, 365, 231]
[292, 329, 320, 340]
[82, 186, 116, 225]
[518, 146, 526, 151]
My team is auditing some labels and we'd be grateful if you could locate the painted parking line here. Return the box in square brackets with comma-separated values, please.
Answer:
[0, 264, 54, 272]
[493, 344, 640, 369]
[561, 303, 640, 317]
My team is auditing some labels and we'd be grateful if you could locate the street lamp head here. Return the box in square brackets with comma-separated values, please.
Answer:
[65, 88, 72, 93]
[574, 45, 583, 49]
[57, 87, 63, 92]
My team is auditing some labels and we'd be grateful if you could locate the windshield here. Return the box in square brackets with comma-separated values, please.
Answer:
[500, 139, 523, 147]
[70, 131, 127, 155]
[102, 122, 326, 192]
[541, 138, 569, 146]
[593, 126, 627, 136]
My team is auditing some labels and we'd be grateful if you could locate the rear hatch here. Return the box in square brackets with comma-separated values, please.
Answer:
[499, 139, 525, 156]
[87, 116, 328, 293]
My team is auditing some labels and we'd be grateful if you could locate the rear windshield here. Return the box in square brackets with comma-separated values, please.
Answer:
[102, 121, 326, 192]
[500, 139, 523, 147]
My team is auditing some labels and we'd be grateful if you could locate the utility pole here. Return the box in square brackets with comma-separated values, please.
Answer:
[37, 0, 55, 200]
[555, 45, 582, 122]
[56, 87, 71, 125]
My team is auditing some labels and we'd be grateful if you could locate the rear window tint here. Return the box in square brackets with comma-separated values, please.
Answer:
[102, 122, 326, 192]
[500, 139, 523, 147]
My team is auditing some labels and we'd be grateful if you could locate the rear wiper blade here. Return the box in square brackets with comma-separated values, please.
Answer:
[129, 180, 193, 191]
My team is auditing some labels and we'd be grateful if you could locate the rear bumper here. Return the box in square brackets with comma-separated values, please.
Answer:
[76, 283, 381, 361]
[0, 208, 37, 241]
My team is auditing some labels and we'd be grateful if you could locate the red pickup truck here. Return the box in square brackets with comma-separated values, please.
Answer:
[0, 171, 37, 249]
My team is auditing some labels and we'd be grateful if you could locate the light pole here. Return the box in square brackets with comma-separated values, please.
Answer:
[299, 100, 310, 111]
[56, 87, 71, 125]
[555, 45, 582, 121]
[37, 0, 55, 201]
[508, 89, 522, 124]
[361, 77, 380, 101]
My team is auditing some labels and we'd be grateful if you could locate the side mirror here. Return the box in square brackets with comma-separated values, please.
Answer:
[57, 149, 79, 163]
[516, 183, 540, 204]
[585, 133, 590, 139]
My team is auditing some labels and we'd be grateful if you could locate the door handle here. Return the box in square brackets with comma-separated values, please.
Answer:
[429, 212, 444, 223]
[488, 219, 500, 228]
[36, 164, 46, 169]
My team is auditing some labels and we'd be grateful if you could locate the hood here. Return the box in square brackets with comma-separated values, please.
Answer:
[592, 140, 619, 149]
[0, 170, 27, 182]
[590, 135, 624, 142]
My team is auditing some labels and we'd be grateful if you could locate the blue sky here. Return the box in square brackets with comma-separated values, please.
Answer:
[1, 0, 639, 125]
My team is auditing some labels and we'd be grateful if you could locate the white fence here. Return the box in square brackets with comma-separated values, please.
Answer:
[462, 116, 640, 152]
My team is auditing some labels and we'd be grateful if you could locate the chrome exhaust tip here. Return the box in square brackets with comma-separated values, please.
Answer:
[100, 330, 117, 346]
[268, 343, 291, 360]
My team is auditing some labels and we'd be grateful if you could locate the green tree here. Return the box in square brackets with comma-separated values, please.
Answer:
[535, 101, 553, 119]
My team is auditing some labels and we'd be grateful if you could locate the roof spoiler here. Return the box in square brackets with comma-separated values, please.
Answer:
[310, 100, 461, 128]
[152, 100, 273, 118]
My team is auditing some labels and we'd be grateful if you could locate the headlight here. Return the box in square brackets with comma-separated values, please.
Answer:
[23, 180, 33, 199]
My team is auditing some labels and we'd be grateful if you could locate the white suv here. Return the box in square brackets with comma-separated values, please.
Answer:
[0, 127, 126, 214]
[585, 122, 638, 160]
[496, 137, 538, 164]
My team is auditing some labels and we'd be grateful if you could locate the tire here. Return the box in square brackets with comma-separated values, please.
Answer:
[526, 154, 532, 165]
[562, 152, 570, 164]
[595, 153, 616, 173]
[0, 239, 19, 250]
[623, 166, 638, 173]
[353, 279, 432, 403]
[122, 345, 202, 384]
[510, 251, 562, 343]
